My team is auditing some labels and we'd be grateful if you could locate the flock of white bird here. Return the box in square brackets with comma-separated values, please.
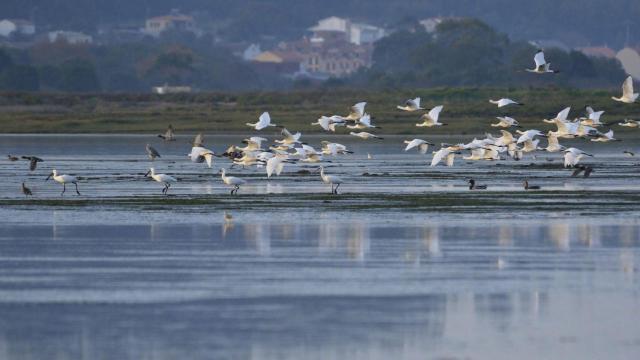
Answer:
[12, 51, 640, 196]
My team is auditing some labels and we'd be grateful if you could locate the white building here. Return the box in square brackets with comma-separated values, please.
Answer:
[143, 10, 198, 38]
[308, 16, 386, 45]
[0, 19, 35, 37]
[350, 23, 386, 45]
[48, 31, 93, 44]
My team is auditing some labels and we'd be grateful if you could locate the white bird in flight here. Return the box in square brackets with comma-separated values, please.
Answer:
[489, 98, 523, 108]
[415, 105, 445, 127]
[404, 139, 434, 154]
[346, 102, 367, 120]
[246, 111, 278, 130]
[612, 76, 639, 103]
[563, 147, 593, 167]
[397, 97, 424, 111]
[491, 116, 520, 128]
[526, 50, 559, 74]
[350, 131, 383, 140]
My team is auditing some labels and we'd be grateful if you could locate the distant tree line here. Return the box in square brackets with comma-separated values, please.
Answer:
[344, 19, 626, 89]
[0, 18, 628, 93]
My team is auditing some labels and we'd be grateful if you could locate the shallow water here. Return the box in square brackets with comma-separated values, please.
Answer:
[0, 135, 639, 359]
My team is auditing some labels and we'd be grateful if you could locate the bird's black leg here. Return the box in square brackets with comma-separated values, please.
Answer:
[74, 182, 80, 195]
[334, 183, 340, 194]
[61, 183, 66, 196]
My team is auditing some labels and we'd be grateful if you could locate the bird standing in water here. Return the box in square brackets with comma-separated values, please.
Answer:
[21, 182, 33, 197]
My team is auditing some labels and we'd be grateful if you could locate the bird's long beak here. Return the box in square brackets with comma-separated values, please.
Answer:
[45, 173, 52, 181]
[585, 153, 594, 157]
[144, 170, 150, 177]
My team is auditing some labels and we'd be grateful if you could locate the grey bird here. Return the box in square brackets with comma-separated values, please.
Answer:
[21, 182, 33, 197]
[146, 144, 161, 161]
[21, 156, 43, 171]
[7, 155, 19, 161]
[157, 124, 176, 141]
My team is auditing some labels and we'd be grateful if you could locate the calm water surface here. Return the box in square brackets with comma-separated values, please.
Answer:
[0, 135, 638, 359]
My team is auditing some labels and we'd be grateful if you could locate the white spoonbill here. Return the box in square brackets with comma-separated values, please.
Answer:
[311, 115, 345, 132]
[491, 116, 520, 128]
[516, 129, 545, 144]
[46, 169, 81, 196]
[247, 111, 278, 130]
[618, 119, 640, 128]
[346, 102, 367, 120]
[220, 168, 246, 195]
[189, 146, 216, 168]
[397, 97, 424, 111]
[321, 141, 353, 156]
[489, 98, 523, 108]
[350, 131, 383, 140]
[404, 139, 434, 154]
[145, 167, 177, 195]
[612, 76, 639, 103]
[319, 166, 343, 194]
[564, 148, 593, 167]
[525, 50, 559, 74]
[347, 113, 380, 129]
[430, 147, 459, 167]
[416, 105, 445, 127]
[591, 130, 619, 142]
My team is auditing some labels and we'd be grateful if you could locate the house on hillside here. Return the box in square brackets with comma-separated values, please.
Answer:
[0, 19, 35, 38]
[48, 31, 93, 44]
[616, 47, 640, 80]
[308, 16, 386, 45]
[251, 50, 305, 75]
[144, 10, 198, 38]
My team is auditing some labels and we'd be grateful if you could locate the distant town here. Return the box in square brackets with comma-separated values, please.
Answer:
[0, 10, 635, 92]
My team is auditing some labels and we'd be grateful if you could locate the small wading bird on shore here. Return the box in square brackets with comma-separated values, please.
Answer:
[46, 169, 81, 196]
[145, 168, 177, 195]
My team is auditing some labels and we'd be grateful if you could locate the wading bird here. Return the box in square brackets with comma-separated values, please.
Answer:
[319, 166, 343, 194]
[21, 182, 32, 197]
[145, 167, 177, 195]
[220, 168, 246, 195]
[468, 179, 487, 190]
[46, 169, 80, 196]
[523, 180, 540, 190]
[146, 144, 161, 161]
